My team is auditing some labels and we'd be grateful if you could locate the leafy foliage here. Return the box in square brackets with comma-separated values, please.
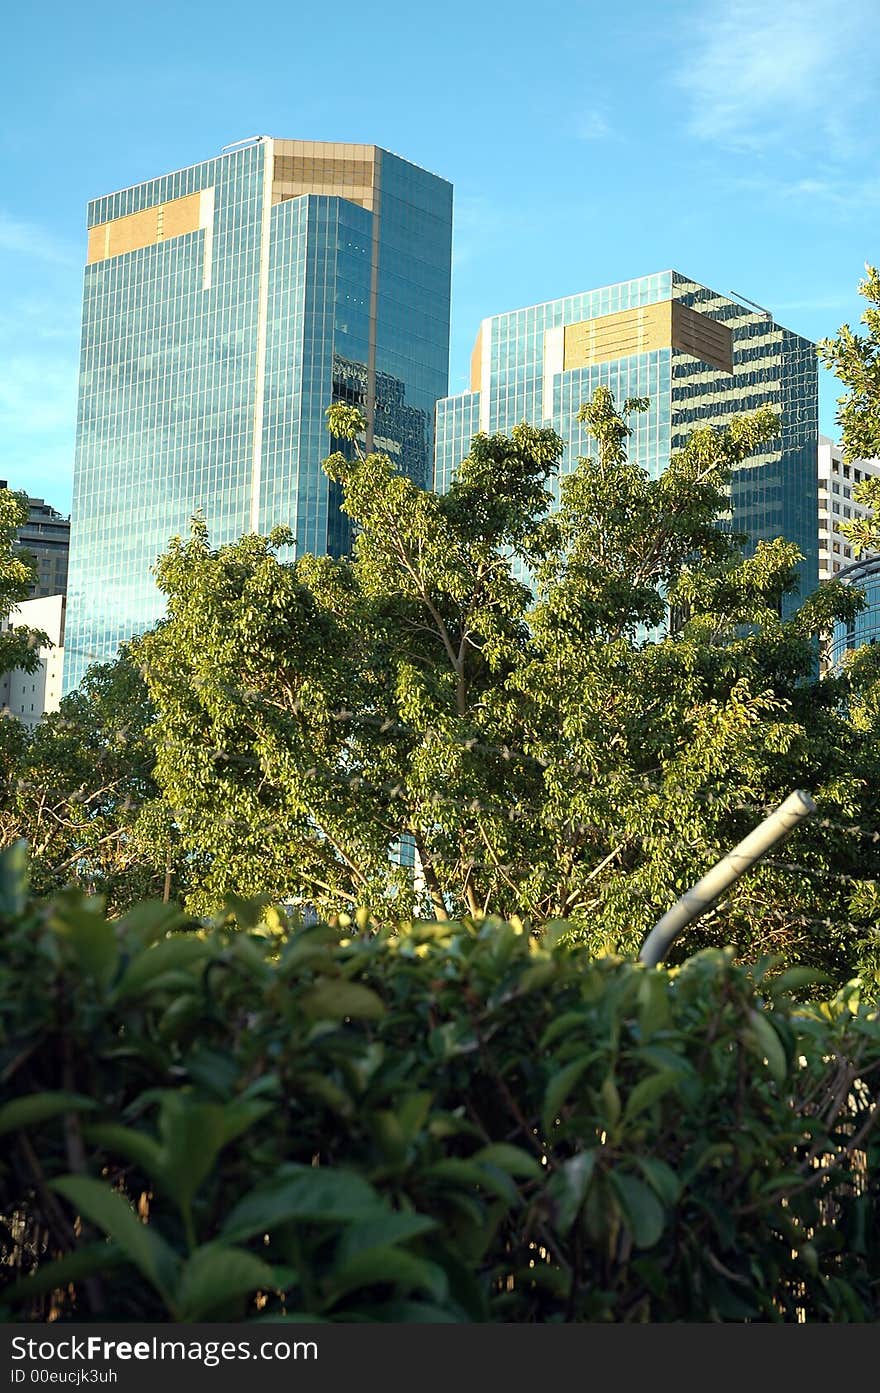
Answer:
[2, 854, 880, 1322]
[820, 264, 880, 465]
[0, 486, 46, 680]
[0, 647, 182, 909]
[128, 392, 880, 977]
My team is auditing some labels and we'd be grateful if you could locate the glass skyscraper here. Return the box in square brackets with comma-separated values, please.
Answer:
[435, 271, 818, 612]
[65, 138, 452, 690]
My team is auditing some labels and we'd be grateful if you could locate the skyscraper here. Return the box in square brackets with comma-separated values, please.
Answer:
[65, 138, 453, 691]
[817, 436, 880, 580]
[0, 484, 70, 600]
[435, 271, 818, 612]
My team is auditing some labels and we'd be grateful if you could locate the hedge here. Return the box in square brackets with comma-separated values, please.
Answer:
[1, 842, 879, 1322]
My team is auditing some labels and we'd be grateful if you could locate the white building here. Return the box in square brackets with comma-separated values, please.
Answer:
[0, 593, 66, 728]
[818, 436, 880, 581]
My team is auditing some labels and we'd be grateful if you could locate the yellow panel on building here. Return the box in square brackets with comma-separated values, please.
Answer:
[671, 300, 733, 374]
[87, 192, 204, 264]
[562, 300, 733, 375]
[271, 141, 378, 211]
[563, 302, 672, 370]
[470, 325, 483, 392]
[160, 192, 201, 241]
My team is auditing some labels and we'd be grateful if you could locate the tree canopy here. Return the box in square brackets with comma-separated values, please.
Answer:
[0, 486, 47, 681]
[128, 389, 880, 977]
[819, 263, 880, 556]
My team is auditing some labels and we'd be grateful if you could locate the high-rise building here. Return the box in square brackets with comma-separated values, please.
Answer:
[435, 271, 818, 611]
[0, 593, 66, 728]
[0, 483, 70, 599]
[829, 555, 880, 669]
[65, 137, 453, 691]
[817, 436, 880, 580]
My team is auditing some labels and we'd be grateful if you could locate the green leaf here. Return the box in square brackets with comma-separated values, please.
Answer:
[746, 1008, 787, 1086]
[396, 1091, 433, 1140]
[623, 1069, 681, 1123]
[517, 961, 557, 994]
[538, 1011, 588, 1049]
[327, 1247, 448, 1305]
[600, 1075, 621, 1128]
[154, 1092, 272, 1216]
[115, 937, 210, 998]
[635, 1156, 681, 1208]
[547, 1150, 596, 1231]
[298, 977, 385, 1021]
[177, 1244, 278, 1320]
[5, 1243, 125, 1300]
[50, 1176, 179, 1300]
[221, 1167, 380, 1244]
[0, 1092, 96, 1137]
[0, 839, 29, 916]
[766, 967, 832, 999]
[608, 1172, 666, 1249]
[637, 970, 671, 1037]
[116, 900, 187, 947]
[51, 904, 119, 988]
[83, 1123, 164, 1179]
[337, 1212, 437, 1263]
[473, 1143, 543, 1180]
[424, 1159, 519, 1205]
[542, 1055, 593, 1134]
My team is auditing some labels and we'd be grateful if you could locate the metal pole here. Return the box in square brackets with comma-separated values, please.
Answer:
[638, 790, 816, 967]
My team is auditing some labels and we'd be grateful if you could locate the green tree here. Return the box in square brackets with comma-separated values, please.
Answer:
[0, 487, 47, 681]
[819, 263, 880, 556]
[0, 646, 184, 910]
[135, 390, 880, 977]
[820, 263, 880, 467]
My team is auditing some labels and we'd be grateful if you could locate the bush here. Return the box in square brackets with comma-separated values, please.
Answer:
[1, 843, 879, 1323]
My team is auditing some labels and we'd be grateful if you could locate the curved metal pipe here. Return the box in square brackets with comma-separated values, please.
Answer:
[638, 789, 817, 967]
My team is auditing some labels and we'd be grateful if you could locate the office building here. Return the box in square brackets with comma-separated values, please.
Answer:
[817, 436, 880, 580]
[0, 483, 70, 599]
[0, 593, 65, 728]
[65, 137, 453, 690]
[435, 271, 818, 612]
[828, 555, 880, 670]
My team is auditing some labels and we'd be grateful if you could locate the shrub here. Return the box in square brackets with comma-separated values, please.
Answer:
[1, 843, 879, 1322]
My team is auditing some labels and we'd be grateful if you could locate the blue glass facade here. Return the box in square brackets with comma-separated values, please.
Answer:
[435, 270, 818, 612]
[830, 556, 880, 669]
[66, 139, 452, 690]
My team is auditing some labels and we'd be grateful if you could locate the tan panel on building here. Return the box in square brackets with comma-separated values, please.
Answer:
[671, 300, 733, 374]
[470, 325, 483, 392]
[563, 301, 673, 370]
[87, 225, 109, 263]
[105, 207, 159, 260]
[160, 192, 201, 240]
[562, 299, 734, 375]
[87, 192, 203, 264]
[270, 141, 378, 210]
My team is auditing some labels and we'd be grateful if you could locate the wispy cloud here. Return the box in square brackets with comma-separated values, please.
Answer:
[720, 169, 880, 213]
[0, 211, 77, 266]
[674, 0, 875, 152]
[574, 110, 617, 143]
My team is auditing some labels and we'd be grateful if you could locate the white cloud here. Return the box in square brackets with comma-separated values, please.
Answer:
[675, 0, 874, 151]
[574, 110, 616, 142]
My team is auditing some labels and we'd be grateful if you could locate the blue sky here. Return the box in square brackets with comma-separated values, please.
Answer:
[1, 0, 878, 513]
